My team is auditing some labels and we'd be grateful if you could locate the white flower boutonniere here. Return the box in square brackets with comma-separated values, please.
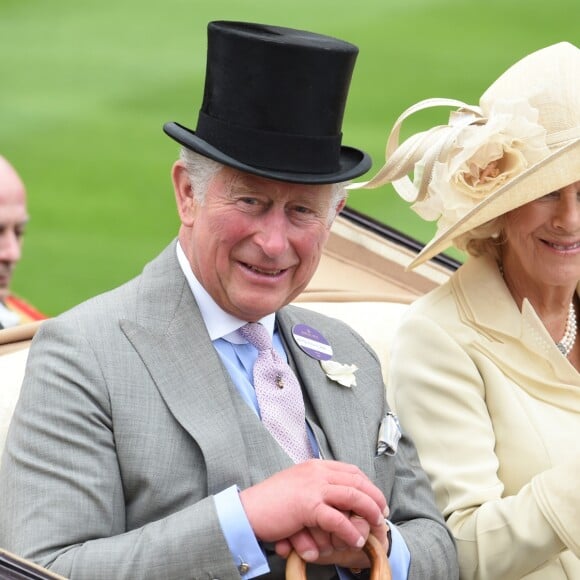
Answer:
[320, 359, 358, 388]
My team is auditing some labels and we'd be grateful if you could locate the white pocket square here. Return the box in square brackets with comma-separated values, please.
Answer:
[377, 412, 401, 456]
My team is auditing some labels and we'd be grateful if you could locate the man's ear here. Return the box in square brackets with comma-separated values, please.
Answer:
[172, 161, 195, 227]
[328, 197, 347, 228]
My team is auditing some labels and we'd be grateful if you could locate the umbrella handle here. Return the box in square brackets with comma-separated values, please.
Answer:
[285, 533, 392, 580]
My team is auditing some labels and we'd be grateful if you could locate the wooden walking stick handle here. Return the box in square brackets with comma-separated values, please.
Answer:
[285, 533, 392, 580]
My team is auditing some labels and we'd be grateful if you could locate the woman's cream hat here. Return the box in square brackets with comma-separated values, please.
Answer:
[352, 42, 580, 268]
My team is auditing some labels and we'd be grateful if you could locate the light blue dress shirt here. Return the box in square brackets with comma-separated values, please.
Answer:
[175, 242, 409, 579]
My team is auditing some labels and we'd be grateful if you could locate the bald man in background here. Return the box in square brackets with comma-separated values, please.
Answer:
[0, 156, 44, 328]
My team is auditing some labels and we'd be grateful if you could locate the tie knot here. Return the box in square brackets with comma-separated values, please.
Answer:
[239, 322, 272, 352]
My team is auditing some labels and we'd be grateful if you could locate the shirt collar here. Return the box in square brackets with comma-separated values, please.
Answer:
[0, 300, 21, 329]
[176, 241, 276, 343]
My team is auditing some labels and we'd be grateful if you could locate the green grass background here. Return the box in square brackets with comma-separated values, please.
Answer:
[2, 0, 578, 316]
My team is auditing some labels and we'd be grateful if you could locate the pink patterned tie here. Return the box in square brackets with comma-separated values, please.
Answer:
[239, 322, 314, 463]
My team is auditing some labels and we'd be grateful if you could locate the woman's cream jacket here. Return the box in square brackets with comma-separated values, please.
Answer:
[389, 255, 580, 579]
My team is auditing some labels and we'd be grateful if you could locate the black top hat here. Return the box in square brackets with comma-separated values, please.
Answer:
[163, 21, 371, 184]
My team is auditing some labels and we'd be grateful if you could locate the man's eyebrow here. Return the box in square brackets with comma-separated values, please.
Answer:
[231, 183, 254, 193]
[0, 217, 30, 228]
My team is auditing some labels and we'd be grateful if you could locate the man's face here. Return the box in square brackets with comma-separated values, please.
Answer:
[178, 166, 341, 321]
[0, 159, 28, 301]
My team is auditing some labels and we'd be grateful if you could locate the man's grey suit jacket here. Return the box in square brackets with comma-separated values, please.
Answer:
[0, 241, 458, 579]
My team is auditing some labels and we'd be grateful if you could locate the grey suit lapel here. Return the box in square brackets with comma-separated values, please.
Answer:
[277, 307, 374, 475]
[120, 242, 292, 493]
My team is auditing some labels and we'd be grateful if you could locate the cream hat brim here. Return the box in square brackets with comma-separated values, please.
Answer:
[350, 42, 580, 270]
[409, 137, 580, 268]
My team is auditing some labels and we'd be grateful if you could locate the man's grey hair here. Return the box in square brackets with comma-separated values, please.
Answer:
[179, 147, 347, 225]
[179, 148, 222, 205]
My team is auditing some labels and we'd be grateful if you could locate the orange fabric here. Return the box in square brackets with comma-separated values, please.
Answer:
[4, 295, 47, 323]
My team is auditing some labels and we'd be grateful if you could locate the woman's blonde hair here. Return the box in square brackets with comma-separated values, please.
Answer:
[454, 215, 506, 261]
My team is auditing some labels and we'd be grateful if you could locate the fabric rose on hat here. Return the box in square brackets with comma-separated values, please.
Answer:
[412, 98, 550, 234]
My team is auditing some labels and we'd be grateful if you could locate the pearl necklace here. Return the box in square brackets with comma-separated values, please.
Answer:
[556, 302, 577, 357]
[498, 262, 577, 357]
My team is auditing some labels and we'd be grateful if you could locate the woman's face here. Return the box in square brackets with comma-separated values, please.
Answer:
[502, 180, 580, 292]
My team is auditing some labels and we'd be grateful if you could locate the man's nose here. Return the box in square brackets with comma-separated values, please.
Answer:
[254, 210, 290, 257]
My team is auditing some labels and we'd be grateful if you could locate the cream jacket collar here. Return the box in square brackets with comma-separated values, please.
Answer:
[452, 255, 580, 408]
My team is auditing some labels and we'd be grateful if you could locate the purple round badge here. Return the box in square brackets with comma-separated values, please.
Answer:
[292, 324, 333, 361]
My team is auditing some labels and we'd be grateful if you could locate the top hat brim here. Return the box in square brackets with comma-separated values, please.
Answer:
[163, 122, 372, 185]
[407, 137, 580, 269]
